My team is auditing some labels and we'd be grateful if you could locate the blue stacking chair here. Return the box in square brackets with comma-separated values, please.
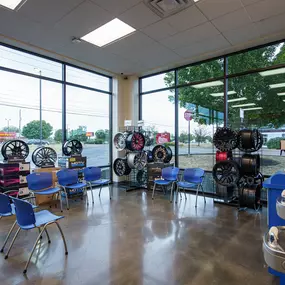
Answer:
[176, 168, 206, 207]
[0, 193, 37, 254]
[152, 167, 180, 203]
[83, 167, 112, 203]
[57, 169, 88, 210]
[4, 197, 68, 274]
[27, 172, 63, 212]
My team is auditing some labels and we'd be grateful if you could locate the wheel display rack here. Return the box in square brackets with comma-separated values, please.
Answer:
[212, 124, 264, 211]
[114, 126, 151, 192]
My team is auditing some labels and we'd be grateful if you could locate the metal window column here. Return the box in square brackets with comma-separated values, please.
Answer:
[224, 57, 228, 127]
[62, 65, 67, 144]
[109, 78, 113, 182]
[174, 70, 179, 167]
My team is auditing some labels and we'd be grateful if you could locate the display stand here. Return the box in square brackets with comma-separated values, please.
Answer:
[263, 172, 285, 283]
[116, 126, 151, 192]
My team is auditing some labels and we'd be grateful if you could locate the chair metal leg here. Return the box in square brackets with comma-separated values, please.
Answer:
[176, 186, 179, 203]
[99, 186, 103, 197]
[89, 184, 94, 204]
[184, 188, 187, 200]
[152, 183, 156, 200]
[63, 187, 69, 210]
[1, 220, 17, 253]
[170, 182, 174, 203]
[5, 227, 21, 259]
[201, 184, 206, 204]
[54, 221, 68, 255]
[59, 191, 63, 212]
[44, 228, 51, 243]
[23, 225, 47, 274]
[108, 183, 112, 200]
[195, 185, 200, 208]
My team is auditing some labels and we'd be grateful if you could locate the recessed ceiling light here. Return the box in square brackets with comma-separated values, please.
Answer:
[0, 0, 26, 10]
[228, 97, 247, 103]
[243, 107, 263, 111]
[232, 103, 256, 108]
[193, 80, 223, 89]
[210, 91, 236, 97]
[278, 92, 285, 96]
[259, 68, 285, 77]
[81, 18, 136, 47]
[269, 83, 285, 89]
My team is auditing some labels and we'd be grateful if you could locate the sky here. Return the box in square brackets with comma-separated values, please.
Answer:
[0, 46, 110, 135]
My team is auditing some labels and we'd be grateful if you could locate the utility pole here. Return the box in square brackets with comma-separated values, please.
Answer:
[19, 109, 22, 137]
[5, 118, 11, 133]
[34, 68, 42, 145]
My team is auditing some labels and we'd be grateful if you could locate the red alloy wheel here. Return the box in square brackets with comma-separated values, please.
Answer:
[126, 132, 145, 151]
[215, 151, 232, 162]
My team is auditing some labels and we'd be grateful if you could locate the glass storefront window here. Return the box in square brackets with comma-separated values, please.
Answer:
[142, 71, 175, 93]
[66, 85, 110, 167]
[66, 65, 110, 91]
[0, 45, 62, 80]
[177, 58, 224, 85]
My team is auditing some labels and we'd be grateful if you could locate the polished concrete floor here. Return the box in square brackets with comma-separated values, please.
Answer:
[0, 187, 277, 285]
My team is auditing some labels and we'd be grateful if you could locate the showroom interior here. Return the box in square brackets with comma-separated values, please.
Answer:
[1, 0, 285, 284]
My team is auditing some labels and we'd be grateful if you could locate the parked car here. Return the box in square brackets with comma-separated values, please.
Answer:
[27, 139, 49, 145]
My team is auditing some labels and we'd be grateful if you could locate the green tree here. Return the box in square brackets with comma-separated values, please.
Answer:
[22, 120, 53, 139]
[164, 44, 285, 128]
[194, 126, 210, 146]
[54, 129, 63, 142]
[69, 126, 87, 142]
[1, 126, 19, 132]
[179, 131, 194, 143]
[95, 130, 106, 141]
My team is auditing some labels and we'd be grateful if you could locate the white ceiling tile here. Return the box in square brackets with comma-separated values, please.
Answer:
[241, 0, 263, 5]
[103, 32, 156, 57]
[90, 0, 142, 15]
[160, 22, 220, 50]
[222, 23, 260, 45]
[18, 0, 85, 25]
[196, 0, 243, 20]
[141, 20, 177, 41]
[0, 8, 41, 43]
[119, 2, 160, 29]
[55, 1, 113, 37]
[166, 5, 208, 32]
[212, 8, 252, 33]
[246, 0, 285, 22]
[255, 13, 285, 37]
[174, 34, 230, 58]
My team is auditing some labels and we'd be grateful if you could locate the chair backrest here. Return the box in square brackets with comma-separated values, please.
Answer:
[57, 169, 79, 186]
[0, 193, 13, 216]
[183, 168, 204, 184]
[27, 172, 53, 191]
[162, 167, 180, 181]
[83, 167, 101, 182]
[12, 198, 35, 227]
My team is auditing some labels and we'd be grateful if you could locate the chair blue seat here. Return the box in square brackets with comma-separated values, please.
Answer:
[65, 182, 87, 189]
[154, 179, 172, 185]
[92, 179, 109, 185]
[20, 210, 64, 230]
[33, 187, 61, 195]
[83, 167, 112, 202]
[177, 182, 197, 188]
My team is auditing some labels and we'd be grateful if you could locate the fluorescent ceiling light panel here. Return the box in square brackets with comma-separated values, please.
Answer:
[232, 103, 256, 108]
[193, 81, 223, 89]
[81, 18, 136, 47]
[270, 83, 285, 89]
[210, 91, 236, 97]
[259, 68, 285, 77]
[228, 97, 247, 103]
[243, 107, 263, 111]
[0, 0, 26, 10]
[278, 92, 285, 96]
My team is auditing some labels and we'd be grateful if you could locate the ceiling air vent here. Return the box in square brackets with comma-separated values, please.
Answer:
[143, 0, 194, 18]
